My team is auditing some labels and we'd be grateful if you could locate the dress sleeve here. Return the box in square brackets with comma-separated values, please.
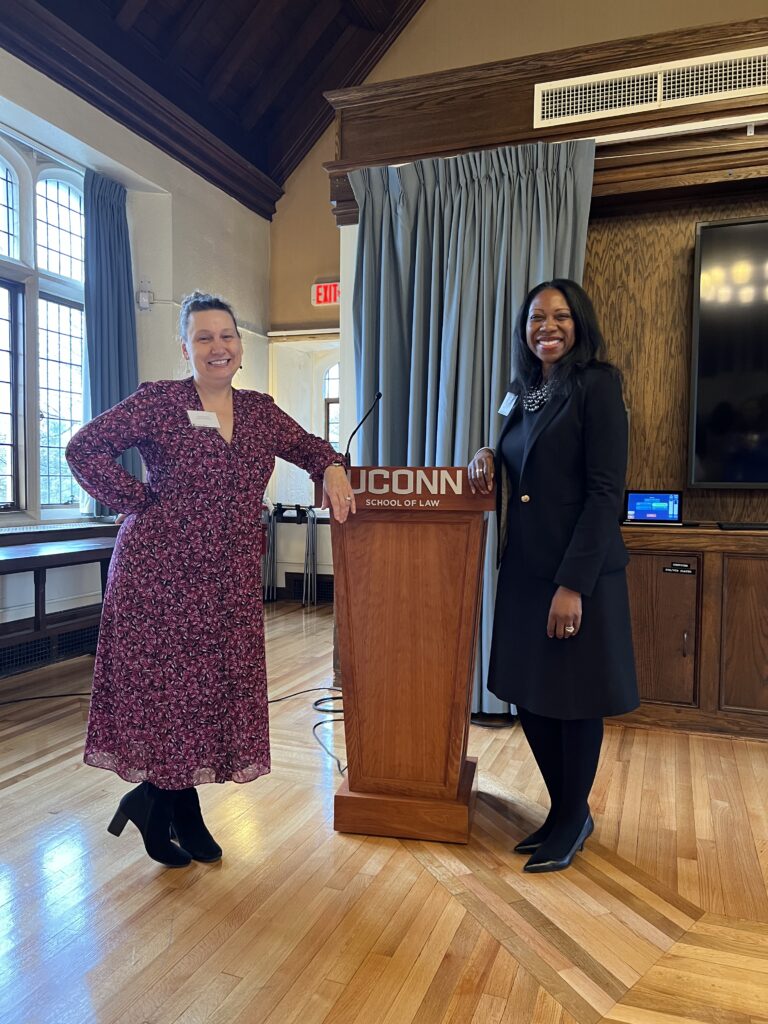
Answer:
[554, 370, 628, 597]
[266, 398, 340, 480]
[65, 383, 157, 513]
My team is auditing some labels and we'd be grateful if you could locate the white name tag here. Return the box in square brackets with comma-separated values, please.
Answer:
[498, 392, 517, 416]
[187, 410, 221, 428]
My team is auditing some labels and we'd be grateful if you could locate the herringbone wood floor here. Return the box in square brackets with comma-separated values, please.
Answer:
[0, 602, 766, 1024]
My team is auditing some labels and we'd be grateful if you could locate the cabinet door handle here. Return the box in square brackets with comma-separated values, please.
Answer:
[682, 630, 689, 658]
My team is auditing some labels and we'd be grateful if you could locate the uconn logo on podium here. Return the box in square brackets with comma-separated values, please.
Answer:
[353, 468, 463, 508]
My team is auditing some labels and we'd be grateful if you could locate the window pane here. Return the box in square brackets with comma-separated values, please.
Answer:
[0, 160, 19, 260]
[326, 399, 340, 451]
[0, 413, 12, 443]
[323, 363, 340, 400]
[0, 284, 17, 508]
[36, 179, 85, 282]
[38, 297, 86, 507]
[0, 470, 12, 506]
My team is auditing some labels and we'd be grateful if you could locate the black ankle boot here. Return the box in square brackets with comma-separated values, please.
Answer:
[108, 782, 192, 868]
[170, 788, 222, 862]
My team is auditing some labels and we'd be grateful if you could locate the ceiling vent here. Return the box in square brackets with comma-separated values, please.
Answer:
[534, 47, 768, 127]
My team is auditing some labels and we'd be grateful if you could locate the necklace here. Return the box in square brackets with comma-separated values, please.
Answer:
[522, 379, 552, 412]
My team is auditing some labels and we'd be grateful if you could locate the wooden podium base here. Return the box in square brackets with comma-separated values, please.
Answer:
[334, 758, 478, 844]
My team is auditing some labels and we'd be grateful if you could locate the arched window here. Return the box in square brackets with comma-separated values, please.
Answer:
[36, 177, 85, 281]
[38, 297, 85, 506]
[323, 362, 340, 451]
[0, 159, 19, 261]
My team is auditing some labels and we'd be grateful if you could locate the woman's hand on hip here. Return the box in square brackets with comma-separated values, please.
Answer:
[468, 448, 494, 494]
[322, 464, 356, 523]
[547, 586, 582, 639]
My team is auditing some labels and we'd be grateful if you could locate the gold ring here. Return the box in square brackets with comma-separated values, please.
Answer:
[345, 496, 353, 501]
[565, 625, 576, 634]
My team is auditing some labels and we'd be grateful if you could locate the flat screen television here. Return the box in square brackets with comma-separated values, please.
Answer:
[690, 217, 768, 488]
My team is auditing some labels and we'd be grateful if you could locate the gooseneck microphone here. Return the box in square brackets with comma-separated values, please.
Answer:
[344, 391, 382, 464]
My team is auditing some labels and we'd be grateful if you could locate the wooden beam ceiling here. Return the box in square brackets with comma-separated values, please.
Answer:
[0, 0, 423, 214]
[342, 0, 395, 32]
[241, 2, 342, 131]
[204, 0, 271, 103]
[114, 0, 149, 32]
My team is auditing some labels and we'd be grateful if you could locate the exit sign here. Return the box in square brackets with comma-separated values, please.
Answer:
[311, 281, 340, 306]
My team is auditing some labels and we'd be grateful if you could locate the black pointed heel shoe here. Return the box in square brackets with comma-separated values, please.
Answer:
[170, 788, 222, 863]
[108, 782, 192, 868]
[523, 814, 594, 873]
[513, 823, 552, 854]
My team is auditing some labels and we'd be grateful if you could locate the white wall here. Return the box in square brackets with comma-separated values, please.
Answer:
[0, 50, 272, 621]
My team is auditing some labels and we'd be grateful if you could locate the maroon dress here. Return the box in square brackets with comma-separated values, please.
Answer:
[66, 377, 338, 789]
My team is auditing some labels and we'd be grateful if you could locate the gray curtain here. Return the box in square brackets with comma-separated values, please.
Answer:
[349, 140, 595, 712]
[83, 170, 141, 512]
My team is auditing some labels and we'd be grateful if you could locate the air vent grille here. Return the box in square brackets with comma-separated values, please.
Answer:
[662, 53, 768, 102]
[535, 48, 768, 127]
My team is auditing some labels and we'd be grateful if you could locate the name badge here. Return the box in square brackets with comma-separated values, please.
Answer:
[187, 410, 221, 428]
[498, 392, 517, 416]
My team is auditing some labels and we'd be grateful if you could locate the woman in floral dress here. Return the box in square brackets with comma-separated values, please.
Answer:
[66, 291, 354, 867]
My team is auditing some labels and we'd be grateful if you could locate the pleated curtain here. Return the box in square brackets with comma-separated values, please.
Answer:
[349, 140, 595, 711]
[83, 170, 141, 514]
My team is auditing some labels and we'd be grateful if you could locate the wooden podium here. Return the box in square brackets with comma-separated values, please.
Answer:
[319, 467, 494, 844]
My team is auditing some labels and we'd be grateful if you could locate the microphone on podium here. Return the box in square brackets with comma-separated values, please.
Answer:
[343, 391, 382, 464]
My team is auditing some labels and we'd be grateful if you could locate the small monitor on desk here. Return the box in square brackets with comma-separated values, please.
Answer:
[624, 490, 683, 525]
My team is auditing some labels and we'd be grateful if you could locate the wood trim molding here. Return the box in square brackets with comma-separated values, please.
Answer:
[324, 17, 768, 224]
[0, 0, 283, 219]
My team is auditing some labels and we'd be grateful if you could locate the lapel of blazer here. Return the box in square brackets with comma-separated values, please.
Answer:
[520, 378, 574, 476]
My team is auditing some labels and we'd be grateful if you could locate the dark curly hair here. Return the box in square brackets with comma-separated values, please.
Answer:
[179, 291, 240, 339]
[511, 279, 616, 395]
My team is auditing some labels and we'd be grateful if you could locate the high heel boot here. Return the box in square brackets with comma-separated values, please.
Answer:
[107, 781, 192, 867]
[170, 788, 222, 862]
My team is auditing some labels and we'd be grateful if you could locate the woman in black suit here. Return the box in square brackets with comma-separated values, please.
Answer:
[469, 279, 638, 873]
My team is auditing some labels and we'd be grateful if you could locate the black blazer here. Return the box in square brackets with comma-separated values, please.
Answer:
[494, 365, 629, 597]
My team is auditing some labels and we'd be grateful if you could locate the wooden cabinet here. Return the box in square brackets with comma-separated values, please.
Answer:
[626, 552, 699, 706]
[621, 527, 768, 738]
[721, 555, 768, 715]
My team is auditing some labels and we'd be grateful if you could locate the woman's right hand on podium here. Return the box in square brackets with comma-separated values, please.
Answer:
[468, 448, 495, 494]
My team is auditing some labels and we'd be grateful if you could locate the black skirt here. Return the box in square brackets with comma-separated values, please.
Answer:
[488, 512, 639, 719]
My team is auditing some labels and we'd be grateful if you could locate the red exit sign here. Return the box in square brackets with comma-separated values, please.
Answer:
[311, 281, 340, 306]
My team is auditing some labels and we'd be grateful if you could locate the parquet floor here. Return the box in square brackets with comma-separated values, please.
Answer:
[0, 602, 767, 1024]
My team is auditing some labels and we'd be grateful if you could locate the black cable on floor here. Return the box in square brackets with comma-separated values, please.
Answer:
[312, 695, 343, 713]
[0, 692, 91, 707]
[0, 684, 342, 710]
[312, 718, 347, 775]
[267, 685, 341, 705]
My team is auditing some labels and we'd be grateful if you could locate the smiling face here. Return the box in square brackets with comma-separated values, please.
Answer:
[525, 288, 576, 378]
[181, 309, 242, 387]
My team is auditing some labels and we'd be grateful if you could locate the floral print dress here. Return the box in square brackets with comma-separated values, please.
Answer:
[66, 377, 338, 789]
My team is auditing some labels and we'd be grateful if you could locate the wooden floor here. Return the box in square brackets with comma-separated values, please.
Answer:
[1, 602, 767, 1024]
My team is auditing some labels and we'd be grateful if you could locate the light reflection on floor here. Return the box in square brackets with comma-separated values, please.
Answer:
[30, 829, 98, 1024]
[0, 868, 18, 991]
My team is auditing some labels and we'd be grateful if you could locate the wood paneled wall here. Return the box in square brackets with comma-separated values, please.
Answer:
[584, 195, 768, 523]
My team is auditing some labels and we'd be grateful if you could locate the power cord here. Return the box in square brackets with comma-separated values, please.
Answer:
[0, 691, 90, 707]
[312, 719, 347, 775]
[0, 683, 350, 774]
